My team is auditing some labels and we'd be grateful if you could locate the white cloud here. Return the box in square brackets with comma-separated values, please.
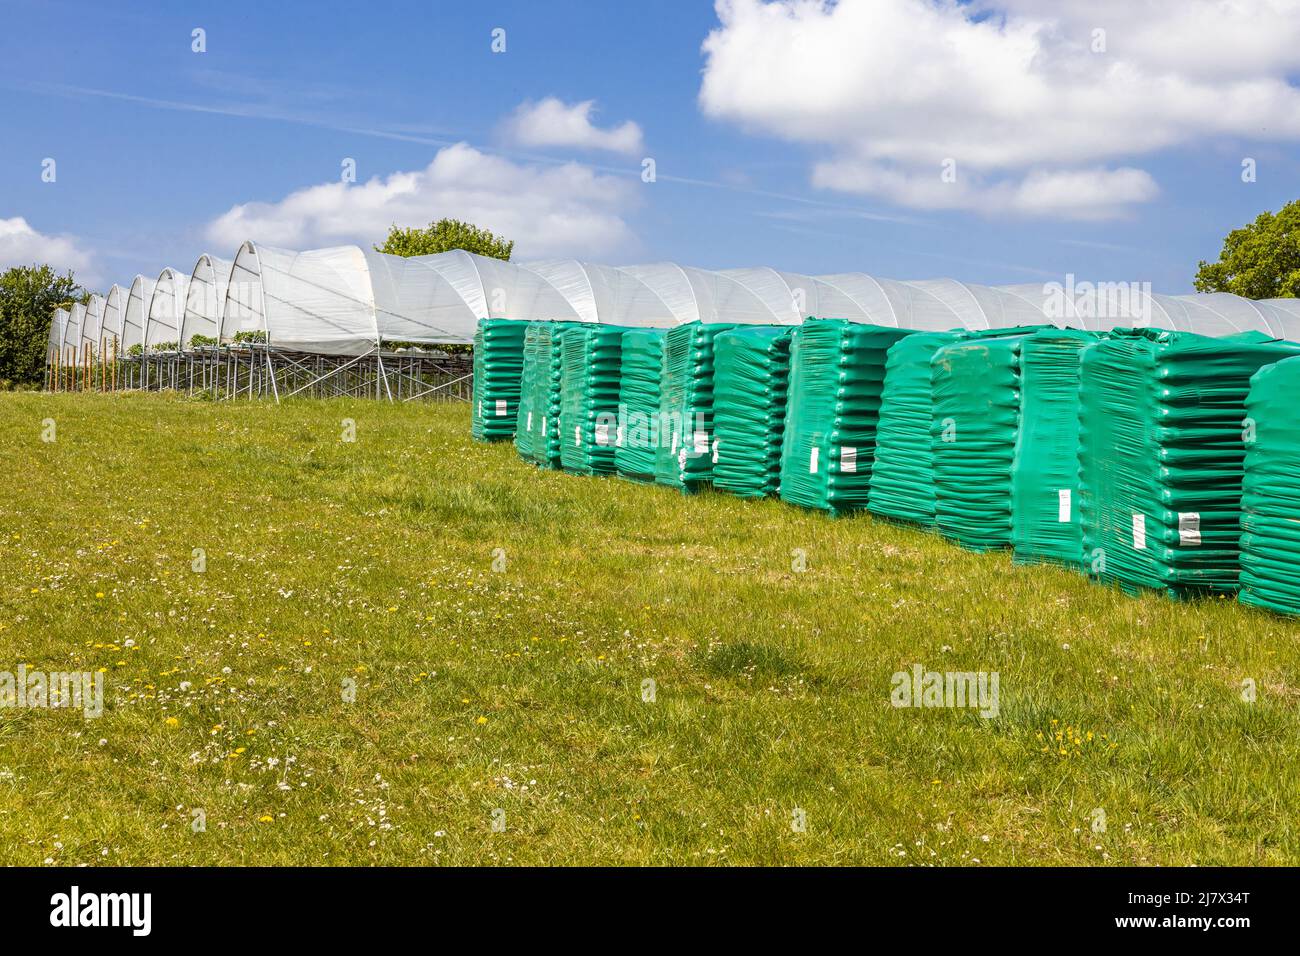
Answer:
[205, 143, 638, 258]
[0, 217, 100, 286]
[700, 0, 1300, 219]
[502, 98, 645, 156]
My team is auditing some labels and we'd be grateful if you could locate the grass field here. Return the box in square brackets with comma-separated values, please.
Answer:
[0, 391, 1296, 866]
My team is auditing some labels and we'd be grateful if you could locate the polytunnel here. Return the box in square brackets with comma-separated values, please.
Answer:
[144, 268, 189, 352]
[82, 294, 106, 355]
[63, 302, 85, 356]
[102, 284, 130, 353]
[522, 260, 677, 327]
[1263, 297, 1300, 337]
[48, 307, 68, 362]
[815, 274, 965, 330]
[181, 255, 231, 348]
[122, 275, 156, 355]
[718, 268, 847, 325]
[913, 281, 1054, 330]
[616, 263, 781, 325]
[418, 249, 581, 327]
[221, 243, 585, 353]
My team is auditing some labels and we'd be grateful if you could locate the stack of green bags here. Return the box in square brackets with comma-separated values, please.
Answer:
[779, 320, 912, 515]
[471, 318, 527, 443]
[614, 328, 667, 483]
[1010, 328, 1100, 567]
[559, 325, 625, 475]
[713, 326, 793, 498]
[1239, 355, 1300, 614]
[655, 323, 735, 492]
[1078, 329, 1300, 596]
[931, 332, 1034, 551]
[867, 331, 965, 526]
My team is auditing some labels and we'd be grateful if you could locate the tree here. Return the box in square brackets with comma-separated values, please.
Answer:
[375, 218, 513, 261]
[1195, 199, 1300, 299]
[0, 264, 82, 388]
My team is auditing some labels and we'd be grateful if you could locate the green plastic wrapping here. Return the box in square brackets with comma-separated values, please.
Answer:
[1079, 329, 1300, 596]
[513, 322, 546, 464]
[931, 333, 1036, 551]
[1009, 328, 1101, 567]
[779, 320, 912, 515]
[515, 321, 577, 468]
[614, 328, 667, 482]
[1239, 355, 1300, 615]
[471, 318, 527, 443]
[713, 326, 793, 499]
[654, 323, 735, 492]
[559, 325, 625, 475]
[867, 331, 966, 526]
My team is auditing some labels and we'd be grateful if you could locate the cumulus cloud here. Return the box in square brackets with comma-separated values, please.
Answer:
[0, 217, 100, 286]
[699, 0, 1300, 219]
[205, 143, 638, 257]
[502, 97, 645, 156]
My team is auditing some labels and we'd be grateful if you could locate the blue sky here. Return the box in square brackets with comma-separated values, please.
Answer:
[3, 0, 1298, 292]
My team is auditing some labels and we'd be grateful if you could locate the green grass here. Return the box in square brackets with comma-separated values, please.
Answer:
[0, 391, 1296, 866]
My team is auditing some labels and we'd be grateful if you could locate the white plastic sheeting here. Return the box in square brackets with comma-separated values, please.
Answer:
[144, 268, 190, 352]
[816, 274, 960, 330]
[418, 249, 580, 325]
[181, 255, 230, 348]
[48, 308, 69, 361]
[123, 275, 156, 355]
[63, 302, 85, 355]
[60, 238, 1300, 361]
[102, 284, 130, 352]
[617, 263, 779, 325]
[523, 259, 677, 327]
[82, 294, 106, 354]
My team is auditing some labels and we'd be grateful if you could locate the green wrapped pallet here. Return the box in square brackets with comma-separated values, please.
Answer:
[1010, 328, 1100, 567]
[614, 328, 667, 483]
[932, 333, 1036, 551]
[559, 325, 625, 475]
[515, 321, 577, 468]
[655, 322, 735, 492]
[1078, 329, 1300, 597]
[779, 320, 912, 515]
[713, 326, 793, 498]
[1240, 355, 1300, 615]
[471, 318, 527, 443]
[868, 331, 965, 526]
[514, 323, 546, 464]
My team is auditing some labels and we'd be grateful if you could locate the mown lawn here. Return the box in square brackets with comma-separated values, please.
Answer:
[0, 391, 1296, 866]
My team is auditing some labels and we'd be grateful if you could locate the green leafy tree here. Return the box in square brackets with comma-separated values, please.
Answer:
[1195, 199, 1300, 298]
[0, 264, 82, 388]
[375, 218, 513, 261]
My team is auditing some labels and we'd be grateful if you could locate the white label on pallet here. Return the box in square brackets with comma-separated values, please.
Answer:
[1178, 512, 1201, 546]
[574, 425, 581, 447]
[615, 425, 625, 447]
[809, 447, 820, 474]
[540, 416, 547, 436]
[712, 439, 720, 464]
[1058, 489, 1071, 522]
[495, 399, 507, 417]
[1132, 513, 1146, 550]
[595, 423, 611, 446]
[693, 430, 708, 454]
[670, 431, 678, 454]
[841, 446, 857, 474]
[526, 412, 533, 431]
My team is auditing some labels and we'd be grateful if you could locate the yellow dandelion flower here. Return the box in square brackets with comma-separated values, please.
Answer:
[164, 717, 179, 728]
[476, 716, 489, 725]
